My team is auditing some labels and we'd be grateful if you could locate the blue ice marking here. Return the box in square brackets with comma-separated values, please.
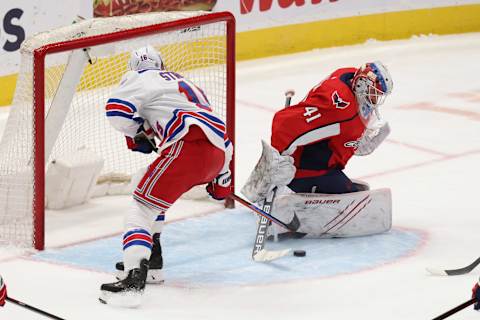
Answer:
[33, 209, 424, 287]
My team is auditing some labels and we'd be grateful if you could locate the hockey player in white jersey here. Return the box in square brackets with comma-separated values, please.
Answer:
[99, 46, 233, 307]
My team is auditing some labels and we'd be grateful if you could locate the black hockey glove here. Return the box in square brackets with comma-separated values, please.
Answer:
[131, 133, 157, 154]
[126, 120, 157, 154]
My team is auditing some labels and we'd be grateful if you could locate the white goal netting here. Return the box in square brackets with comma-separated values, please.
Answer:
[0, 11, 232, 248]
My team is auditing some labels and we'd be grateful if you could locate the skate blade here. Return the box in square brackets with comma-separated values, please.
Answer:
[116, 269, 164, 284]
[99, 290, 142, 308]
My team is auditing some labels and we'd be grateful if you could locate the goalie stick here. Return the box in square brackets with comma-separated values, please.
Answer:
[427, 257, 480, 276]
[230, 193, 300, 262]
[6, 296, 65, 320]
[252, 188, 291, 262]
[230, 193, 300, 233]
[234, 89, 298, 262]
[252, 89, 296, 259]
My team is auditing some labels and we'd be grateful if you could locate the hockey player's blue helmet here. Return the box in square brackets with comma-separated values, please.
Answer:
[128, 45, 164, 71]
[353, 61, 393, 120]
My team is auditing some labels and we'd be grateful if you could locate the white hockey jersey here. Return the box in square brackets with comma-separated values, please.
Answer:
[105, 68, 232, 173]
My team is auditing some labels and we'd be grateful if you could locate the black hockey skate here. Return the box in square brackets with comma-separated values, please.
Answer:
[99, 258, 149, 307]
[115, 233, 164, 284]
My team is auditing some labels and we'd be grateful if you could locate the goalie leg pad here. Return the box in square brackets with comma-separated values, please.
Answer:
[270, 188, 392, 238]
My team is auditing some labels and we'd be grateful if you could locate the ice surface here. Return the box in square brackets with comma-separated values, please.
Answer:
[1, 32, 480, 319]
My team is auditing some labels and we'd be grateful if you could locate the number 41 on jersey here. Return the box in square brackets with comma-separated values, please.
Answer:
[303, 107, 321, 123]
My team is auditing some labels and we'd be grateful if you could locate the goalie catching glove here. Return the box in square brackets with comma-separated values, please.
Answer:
[355, 120, 390, 156]
[126, 118, 157, 154]
[206, 170, 232, 201]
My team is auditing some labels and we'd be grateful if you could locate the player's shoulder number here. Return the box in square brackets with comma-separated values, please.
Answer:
[303, 106, 321, 123]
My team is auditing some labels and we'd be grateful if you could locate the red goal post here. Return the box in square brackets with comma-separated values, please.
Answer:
[0, 11, 235, 250]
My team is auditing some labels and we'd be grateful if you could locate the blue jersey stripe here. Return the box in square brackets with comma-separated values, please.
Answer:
[123, 229, 151, 239]
[198, 112, 225, 126]
[106, 111, 133, 119]
[163, 110, 179, 139]
[164, 110, 225, 138]
[107, 98, 137, 112]
[167, 114, 224, 143]
[123, 240, 152, 250]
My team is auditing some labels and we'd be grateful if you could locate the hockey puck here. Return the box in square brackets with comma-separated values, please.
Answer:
[293, 250, 306, 257]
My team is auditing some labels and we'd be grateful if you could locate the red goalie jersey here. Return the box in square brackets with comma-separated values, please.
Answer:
[271, 68, 367, 179]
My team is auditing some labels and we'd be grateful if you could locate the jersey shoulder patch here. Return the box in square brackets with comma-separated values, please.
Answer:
[331, 91, 350, 109]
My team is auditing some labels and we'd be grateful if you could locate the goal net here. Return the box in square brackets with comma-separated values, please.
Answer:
[0, 11, 235, 250]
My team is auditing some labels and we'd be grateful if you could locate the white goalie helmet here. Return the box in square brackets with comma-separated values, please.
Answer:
[128, 45, 164, 71]
[353, 61, 393, 122]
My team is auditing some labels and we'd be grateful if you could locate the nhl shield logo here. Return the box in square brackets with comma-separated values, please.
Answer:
[332, 91, 350, 109]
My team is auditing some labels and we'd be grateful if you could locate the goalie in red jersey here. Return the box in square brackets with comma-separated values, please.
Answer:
[271, 61, 393, 194]
[243, 61, 394, 239]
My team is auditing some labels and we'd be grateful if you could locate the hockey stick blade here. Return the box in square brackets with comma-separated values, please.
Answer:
[250, 189, 293, 262]
[253, 248, 292, 262]
[231, 193, 297, 262]
[427, 257, 480, 276]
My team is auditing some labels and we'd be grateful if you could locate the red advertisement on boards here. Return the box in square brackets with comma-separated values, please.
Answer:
[94, 0, 217, 17]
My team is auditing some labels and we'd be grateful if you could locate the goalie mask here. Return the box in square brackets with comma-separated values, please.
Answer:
[353, 61, 393, 123]
[128, 45, 164, 71]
